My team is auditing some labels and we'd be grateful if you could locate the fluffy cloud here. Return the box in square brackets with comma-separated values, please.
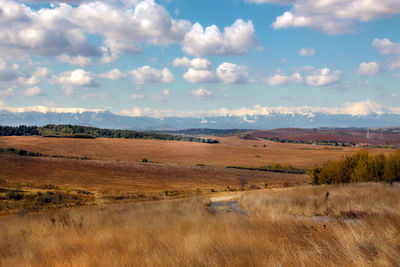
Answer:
[183, 62, 250, 84]
[299, 48, 315, 56]
[0, 1, 262, 63]
[58, 54, 93, 67]
[263, 0, 400, 34]
[53, 69, 97, 87]
[266, 67, 341, 87]
[305, 68, 341, 86]
[183, 68, 217, 83]
[0, 0, 100, 60]
[0, 58, 52, 88]
[97, 69, 126, 80]
[357, 62, 381, 75]
[129, 66, 175, 84]
[373, 38, 400, 55]
[267, 72, 302, 86]
[216, 63, 249, 84]
[342, 100, 385, 116]
[15, 67, 52, 87]
[0, 0, 191, 61]
[172, 57, 212, 70]
[182, 19, 259, 57]
[372, 38, 400, 71]
[33, 68, 52, 80]
[23, 86, 44, 96]
[190, 88, 212, 100]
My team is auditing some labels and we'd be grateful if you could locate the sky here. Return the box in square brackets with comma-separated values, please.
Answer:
[0, 0, 399, 118]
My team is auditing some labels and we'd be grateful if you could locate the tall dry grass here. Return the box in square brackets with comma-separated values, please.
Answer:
[0, 183, 399, 266]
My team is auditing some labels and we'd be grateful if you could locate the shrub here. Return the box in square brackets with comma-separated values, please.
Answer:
[7, 191, 24, 201]
[142, 158, 148, 163]
[310, 150, 400, 185]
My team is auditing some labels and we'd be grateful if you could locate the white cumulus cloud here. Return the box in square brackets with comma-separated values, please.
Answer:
[357, 62, 381, 75]
[305, 68, 341, 86]
[172, 57, 212, 70]
[266, 67, 341, 87]
[183, 68, 217, 83]
[53, 69, 97, 87]
[267, 71, 302, 86]
[0, 0, 192, 61]
[216, 63, 249, 84]
[97, 69, 126, 80]
[24, 86, 44, 96]
[182, 19, 259, 57]
[190, 88, 212, 100]
[372, 38, 400, 71]
[183, 62, 250, 84]
[129, 66, 175, 84]
[57, 54, 93, 67]
[342, 100, 385, 116]
[373, 38, 400, 55]
[267, 0, 400, 34]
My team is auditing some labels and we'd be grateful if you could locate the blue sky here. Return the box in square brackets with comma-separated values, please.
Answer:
[0, 0, 399, 117]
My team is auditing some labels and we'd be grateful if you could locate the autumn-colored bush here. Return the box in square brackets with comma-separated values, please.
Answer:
[310, 150, 400, 184]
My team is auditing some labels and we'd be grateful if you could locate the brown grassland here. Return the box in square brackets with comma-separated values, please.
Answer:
[0, 136, 391, 169]
[0, 153, 306, 194]
[0, 183, 399, 266]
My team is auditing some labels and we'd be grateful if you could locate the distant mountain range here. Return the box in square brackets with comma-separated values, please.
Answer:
[1, 110, 399, 130]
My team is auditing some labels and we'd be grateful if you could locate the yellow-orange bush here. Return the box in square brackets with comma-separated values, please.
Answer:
[310, 150, 400, 184]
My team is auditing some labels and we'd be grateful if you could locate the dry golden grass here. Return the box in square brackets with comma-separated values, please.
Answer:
[0, 136, 390, 169]
[0, 183, 399, 266]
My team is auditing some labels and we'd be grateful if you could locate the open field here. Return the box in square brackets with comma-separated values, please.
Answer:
[243, 128, 400, 145]
[0, 136, 391, 169]
[0, 154, 306, 194]
[0, 183, 399, 266]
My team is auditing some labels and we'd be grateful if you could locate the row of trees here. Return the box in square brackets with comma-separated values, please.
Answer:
[310, 150, 400, 184]
[0, 124, 219, 143]
[40, 124, 219, 143]
[0, 126, 39, 136]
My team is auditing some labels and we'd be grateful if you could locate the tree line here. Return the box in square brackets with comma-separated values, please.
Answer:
[0, 125, 39, 136]
[310, 150, 400, 185]
[0, 125, 219, 143]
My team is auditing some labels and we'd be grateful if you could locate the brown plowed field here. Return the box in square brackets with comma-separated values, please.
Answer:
[0, 136, 389, 169]
[246, 128, 400, 145]
[0, 154, 307, 193]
